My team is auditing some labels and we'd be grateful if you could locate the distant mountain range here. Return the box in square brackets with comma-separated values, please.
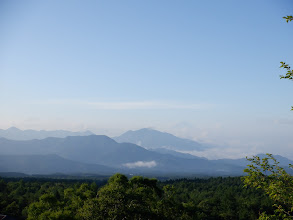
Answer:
[114, 128, 208, 151]
[0, 135, 209, 171]
[0, 127, 291, 177]
[0, 127, 94, 140]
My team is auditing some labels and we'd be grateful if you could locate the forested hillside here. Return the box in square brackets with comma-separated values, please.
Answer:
[0, 174, 274, 220]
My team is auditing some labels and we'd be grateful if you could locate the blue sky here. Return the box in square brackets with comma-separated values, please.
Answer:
[1, 0, 293, 158]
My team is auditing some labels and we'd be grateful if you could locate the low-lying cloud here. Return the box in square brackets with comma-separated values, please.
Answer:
[178, 147, 263, 160]
[123, 161, 157, 168]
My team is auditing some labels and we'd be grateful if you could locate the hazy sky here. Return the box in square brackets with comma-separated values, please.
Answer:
[1, 0, 293, 158]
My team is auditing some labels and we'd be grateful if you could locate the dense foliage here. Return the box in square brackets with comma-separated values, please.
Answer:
[244, 154, 293, 219]
[0, 174, 275, 219]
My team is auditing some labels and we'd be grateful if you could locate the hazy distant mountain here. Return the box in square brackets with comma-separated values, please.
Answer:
[215, 154, 293, 170]
[0, 135, 245, 175]
[0, 154, 115, 175]
[0, 135, 194, 168]
[0, 127, 94, 140]
[3, 134, 291, 176]
[114, 128, 208, 151]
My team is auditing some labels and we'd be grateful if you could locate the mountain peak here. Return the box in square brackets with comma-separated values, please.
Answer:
[7, 127, 21, 131]
[114, 128, 207, 151]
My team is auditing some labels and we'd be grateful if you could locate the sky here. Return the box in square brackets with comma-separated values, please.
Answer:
[1, 0, 293, 159]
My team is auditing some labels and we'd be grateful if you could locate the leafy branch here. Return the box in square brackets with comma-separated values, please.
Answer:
[243, 154, 293, 219]
[280, 16, 292, 110]
[283, 16, 293, 23]
[280, 62, 293, 81]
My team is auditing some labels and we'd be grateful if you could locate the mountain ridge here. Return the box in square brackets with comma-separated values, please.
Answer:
[0, 127, 94, 140]
[0, 154, 115, 175]
[0, 134, 272, 176]
[0, 129, 291, 176]
[114, 128, 208, 151]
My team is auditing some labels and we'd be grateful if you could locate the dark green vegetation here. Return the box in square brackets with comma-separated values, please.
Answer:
[0, 174, 274, 220]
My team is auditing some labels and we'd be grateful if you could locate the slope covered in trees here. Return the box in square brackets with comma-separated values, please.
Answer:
[0, 174, 274, 220]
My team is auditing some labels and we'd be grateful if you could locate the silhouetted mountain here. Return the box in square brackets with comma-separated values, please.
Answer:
[0, 154, 115, 175]
[0, 172, 30, 178]
[114, 128, 208, 151]
[0, 127, 94, 140]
